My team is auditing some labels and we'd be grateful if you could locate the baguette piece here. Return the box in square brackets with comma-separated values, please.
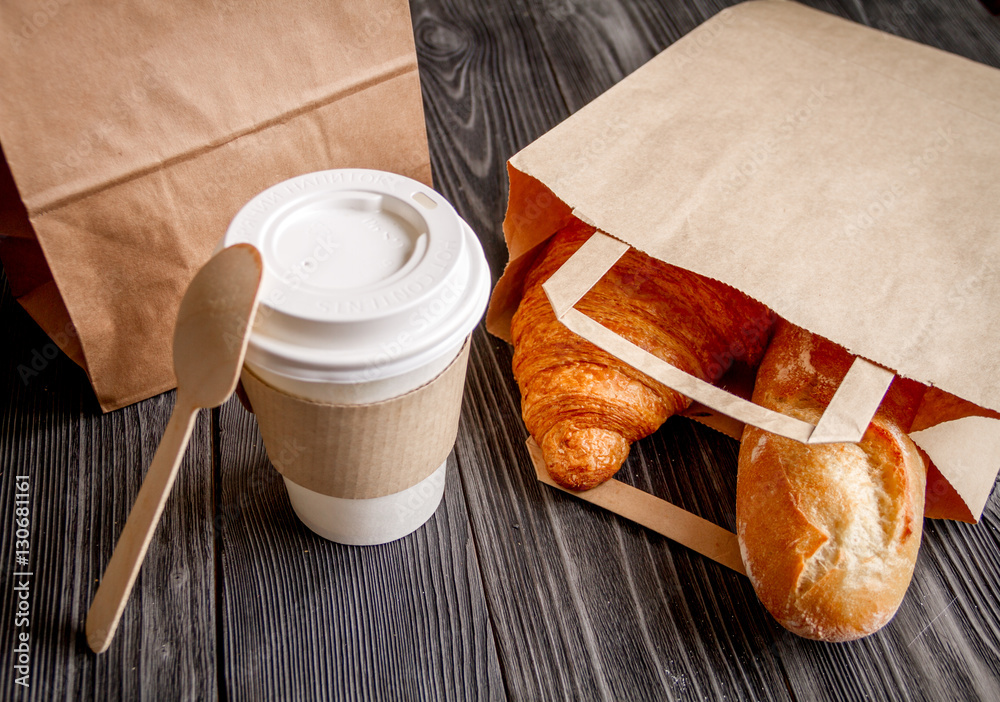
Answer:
[511, 219, 775, 490]
[737, 321, 927, 641]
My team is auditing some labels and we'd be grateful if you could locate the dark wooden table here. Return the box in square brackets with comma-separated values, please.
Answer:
[3, 1, 1000, 700]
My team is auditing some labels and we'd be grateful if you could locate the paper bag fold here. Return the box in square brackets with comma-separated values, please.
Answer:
[240, 341, 471, 500]
[0, 0, 431, 411]
[488, 0, 1000, 525]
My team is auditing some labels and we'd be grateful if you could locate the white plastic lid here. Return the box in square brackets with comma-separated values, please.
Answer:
[222, 169, 490, 383]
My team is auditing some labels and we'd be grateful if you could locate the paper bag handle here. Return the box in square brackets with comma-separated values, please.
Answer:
[542, 231, 894, 445]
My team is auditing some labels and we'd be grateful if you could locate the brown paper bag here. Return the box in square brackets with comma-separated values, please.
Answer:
[0, 0, 431, 411]
[488, 0, 1000, 559]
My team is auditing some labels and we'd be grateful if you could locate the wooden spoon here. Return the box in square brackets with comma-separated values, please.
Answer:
[86, 243, 263, 654]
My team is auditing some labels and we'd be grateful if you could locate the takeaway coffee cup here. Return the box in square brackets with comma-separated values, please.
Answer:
[222, 169, 490, 545]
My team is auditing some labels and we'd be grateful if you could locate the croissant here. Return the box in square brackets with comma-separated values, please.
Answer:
[510, 220, 775, 490]
[737, 320, 927, 641]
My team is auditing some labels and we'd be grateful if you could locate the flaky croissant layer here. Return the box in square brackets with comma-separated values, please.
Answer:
[511, 220, 775, 490]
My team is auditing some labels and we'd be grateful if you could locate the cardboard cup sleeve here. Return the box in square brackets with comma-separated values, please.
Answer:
[241, 340, 471, 500]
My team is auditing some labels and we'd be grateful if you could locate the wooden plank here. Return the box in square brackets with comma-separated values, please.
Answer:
[756, 2, 1000, 699]
[212, 4, 563, 695]
[459, 333, 795, 699]
[441, 0, 1000, 699]
[0, 274, 217, 699]
[215, 387, 503, 699]
[411, 0, 571, 279]
[413, 0, 790, 696]
[0, 2, 998, 700]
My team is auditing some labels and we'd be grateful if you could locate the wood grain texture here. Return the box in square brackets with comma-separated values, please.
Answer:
[420, 0, 1000, 700]
[455, 331, 794, 700]
[0, 275, 217, 700]
[1, 1, 1000, 700]
[411, 0, 571, 280]
[215, 396, 504, 700]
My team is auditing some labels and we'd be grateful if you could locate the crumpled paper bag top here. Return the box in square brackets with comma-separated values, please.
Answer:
[488, 0, 1000, 522]
[0, 0, 430, 410]
[494, 0, 1000, 415]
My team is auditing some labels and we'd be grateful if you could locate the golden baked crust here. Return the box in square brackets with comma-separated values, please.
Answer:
[737, 321, 927, 641]
[511, 219, 775, 490]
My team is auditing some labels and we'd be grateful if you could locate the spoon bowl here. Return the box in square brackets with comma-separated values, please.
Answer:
[173, 244, 264, 406]
[86, 243, 262, 654]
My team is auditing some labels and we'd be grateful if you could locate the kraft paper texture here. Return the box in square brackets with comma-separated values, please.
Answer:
[240, 341, 471, 500]
[0, 0, 431, 411]
[541, 229, 896, 446]
[488, 0, 1000, 533]
[528, 439, 747, 574]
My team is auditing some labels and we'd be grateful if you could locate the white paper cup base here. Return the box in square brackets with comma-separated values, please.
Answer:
[226, 169, 489, 547]
[283, 460, 448, 545]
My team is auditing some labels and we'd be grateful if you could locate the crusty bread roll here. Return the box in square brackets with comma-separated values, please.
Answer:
[737, 320, 927, 641]
[511, 219, 775, 490]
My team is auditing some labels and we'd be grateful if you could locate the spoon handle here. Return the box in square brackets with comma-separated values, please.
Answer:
[86, 395, 199, 654]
